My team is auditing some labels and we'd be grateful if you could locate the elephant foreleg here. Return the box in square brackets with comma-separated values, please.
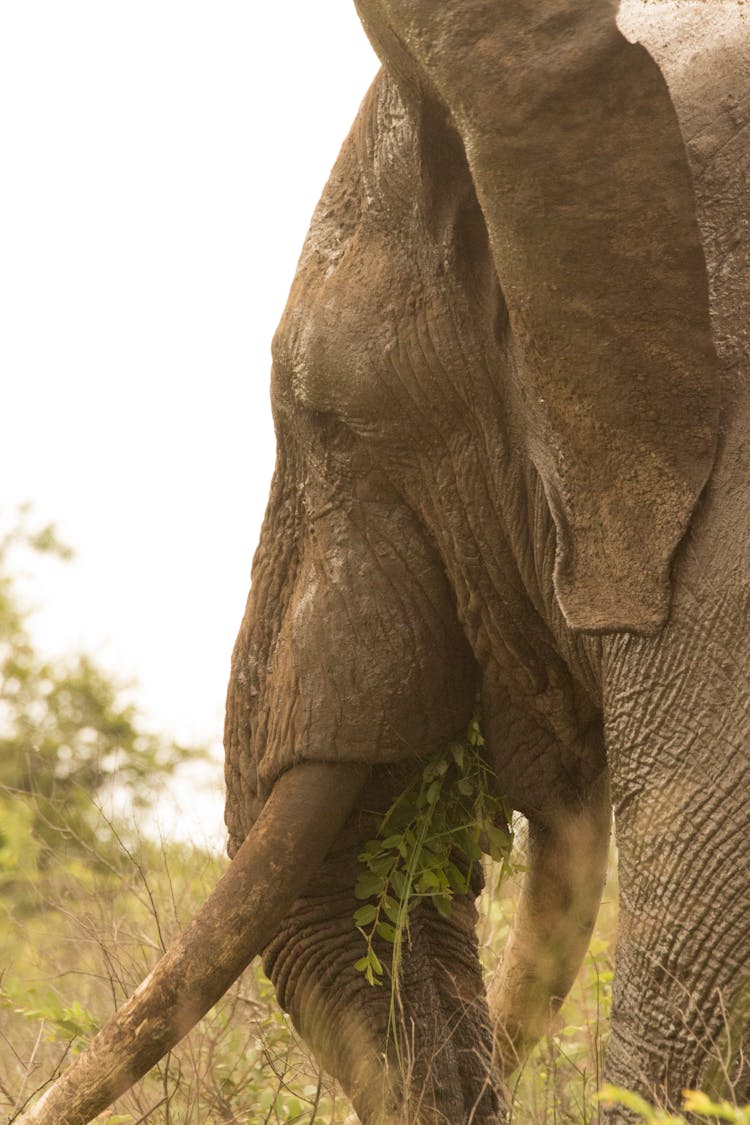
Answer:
[602, 506, 750, 1113]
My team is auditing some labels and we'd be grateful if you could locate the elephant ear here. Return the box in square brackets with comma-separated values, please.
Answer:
[356, 0, 720, 634]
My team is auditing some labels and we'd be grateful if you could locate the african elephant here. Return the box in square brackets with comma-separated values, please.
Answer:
[19, 1, 750, 1122]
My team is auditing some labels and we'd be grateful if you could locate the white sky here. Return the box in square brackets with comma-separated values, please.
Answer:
[1, 3, 379, 838]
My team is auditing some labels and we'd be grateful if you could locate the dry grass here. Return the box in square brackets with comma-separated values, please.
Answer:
[1, 804, 622, 1124]
[480, 852, 617, 1125]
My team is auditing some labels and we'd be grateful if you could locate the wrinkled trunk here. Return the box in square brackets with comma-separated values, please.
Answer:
[265, 857, 503, 1123]
[260, 764, 609, 1122]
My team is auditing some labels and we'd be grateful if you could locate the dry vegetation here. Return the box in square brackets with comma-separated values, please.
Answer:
[1, 796, 618, 1125]
[0, 812, 354, 1123]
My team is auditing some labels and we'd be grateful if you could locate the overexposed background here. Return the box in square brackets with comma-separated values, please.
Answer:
[0, 3, 379, 837]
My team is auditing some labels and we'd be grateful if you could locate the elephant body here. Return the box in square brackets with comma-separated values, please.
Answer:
[225, 1, 750, 1117]
[20, 3, 750, 1123]
[225, 56, 608, 1125]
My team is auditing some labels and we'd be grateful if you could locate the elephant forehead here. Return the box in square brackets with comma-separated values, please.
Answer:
[272, 222, 466, 446]
[273, 227, 409, 422]
[270, 80, 503, 455]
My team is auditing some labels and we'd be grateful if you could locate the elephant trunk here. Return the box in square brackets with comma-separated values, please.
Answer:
[489, 774, 612, 1074]
[17, 762, 368, 1125]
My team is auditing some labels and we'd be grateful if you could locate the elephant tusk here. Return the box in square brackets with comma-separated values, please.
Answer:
[17, 761, 369, 1125]
[489, 773, 611, 1076]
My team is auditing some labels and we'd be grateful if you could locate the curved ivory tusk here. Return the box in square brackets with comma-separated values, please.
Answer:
[489, 773, 611, 1076]
[18, 762, 368, 1125]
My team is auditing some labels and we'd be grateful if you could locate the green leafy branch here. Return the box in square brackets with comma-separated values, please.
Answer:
[353, 715, 513, 989]
[0, 983, 99, 1050]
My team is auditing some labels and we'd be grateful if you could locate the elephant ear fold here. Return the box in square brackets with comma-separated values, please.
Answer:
[528, 364, 717, 635]
[356, 2, 720, 634]
[490, 32, 721, 635]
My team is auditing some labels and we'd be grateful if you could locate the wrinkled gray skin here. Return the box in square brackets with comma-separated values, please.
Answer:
[18, 3, 750, 1124]
[224, 2, 750, 1119]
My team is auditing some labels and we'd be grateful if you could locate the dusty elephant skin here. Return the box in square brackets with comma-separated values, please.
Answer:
[17, 2, 750, 1123]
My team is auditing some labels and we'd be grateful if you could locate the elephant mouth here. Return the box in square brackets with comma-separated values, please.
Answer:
[17, 761, 610, 1125]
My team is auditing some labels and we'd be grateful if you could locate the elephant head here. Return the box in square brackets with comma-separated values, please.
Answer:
[20, 1, 750, 1122]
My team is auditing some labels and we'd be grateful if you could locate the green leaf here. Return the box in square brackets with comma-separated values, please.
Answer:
[391, 868, 407, 897]
[446, 861, 468, 894]
[366, 854, 395, 876]
[376, 922, 397, 943]
[432, 894, 453, 918]
[368, 948, 383, 975]
[354, 873, 385, 900]
[426, 780, 442, 805]
[417, 846, 444, 869]
[353, 904, 377, 926]
[485, 823, 511, 861]
[383, 897, 401, 924]
[416, 869, 440, 893]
